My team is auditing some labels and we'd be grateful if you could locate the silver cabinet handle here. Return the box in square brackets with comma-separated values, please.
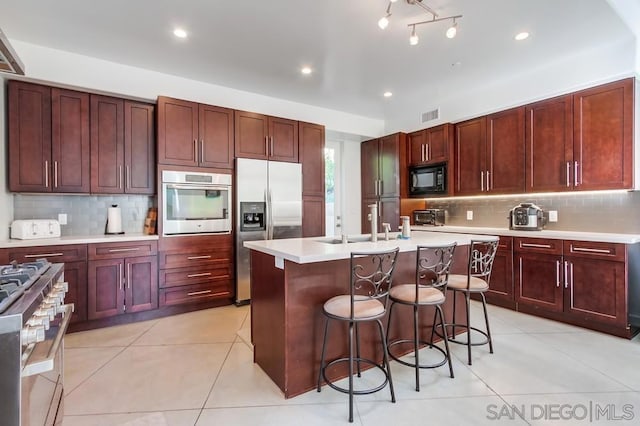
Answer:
[571, 247, 612, 254]
[44, 160, 49, 188]
[556, 260, 560, 287]
[564, 260, 569, 289]
[187, 272, 212, 278]
[265, 136, 269, 156]
[520, 242, 552, 249]
[53, 161, 58, 188]
[119, 263, 123, 290]
[270, 136, 274, 156]
[108, 248, 141, 253]
[574, 161, 579, 186]
[194, 139, 198, 162]
[425, 143, 429, 161]
[486, 170, 490, 191]
[25, 252, 63, 258]
[188, 290, 212, 296]
[566, 162, 571, 187]
[187, 255, 212, 260]
[421, 144, 425, 162]
[127, 262, 131, 289]
[118, 165, 123, 189]
[481, 171, 484, 191]
[125, 165, 130, 190]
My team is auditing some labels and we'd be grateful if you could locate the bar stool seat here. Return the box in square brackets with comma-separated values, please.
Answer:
[447, 275, 489, 291]
[317, 247, 400, 423]
[389, 285, 445, 304]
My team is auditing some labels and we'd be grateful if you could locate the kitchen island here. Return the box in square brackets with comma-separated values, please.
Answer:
[245, 231, 498, 398]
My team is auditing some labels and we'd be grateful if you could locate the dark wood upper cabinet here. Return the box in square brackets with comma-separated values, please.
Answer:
[90, 95, 125, 193]
[9, 82, 90, 194]
[525, 95, 573, 192]
[361, 138, 380, 199]
[52, 88, 90, 193]
[157, 96, 233, 169]
[124, 101, 155, 194]
[408, 123, 452, 166]
[379, 134, 400, 198]
[454, 117, 486, 195]
[486, 107, 525, 194]
[299, 121, 325, 197]
[235, 111, 299, 162]
[572, 78, 633, 190]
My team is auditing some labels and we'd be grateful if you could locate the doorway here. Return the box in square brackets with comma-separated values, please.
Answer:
[324, 140, 342, 236]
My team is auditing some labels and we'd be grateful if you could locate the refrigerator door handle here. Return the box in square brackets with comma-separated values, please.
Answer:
[267, 189, 274, 240]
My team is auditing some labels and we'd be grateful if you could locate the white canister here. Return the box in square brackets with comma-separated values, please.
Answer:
[400, 216, 411, 239]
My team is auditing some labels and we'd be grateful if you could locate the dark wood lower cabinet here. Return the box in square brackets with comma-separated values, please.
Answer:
[64, 261, 88, 323]
[88, 258, 125, 320]
[302, 196, 325, 237]
[515, 251, 564, 313]
[125, 255, 158, 314]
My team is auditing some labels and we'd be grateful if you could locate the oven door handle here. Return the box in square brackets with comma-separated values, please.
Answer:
[22, 304, 74, 378]
[165, 184, 229, 191]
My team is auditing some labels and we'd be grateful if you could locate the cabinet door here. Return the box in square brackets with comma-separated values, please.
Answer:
[565, 257, 626, 326]
[573, 78, 633, 190]
[8, 81, 52, 192]
[268, 116, 299, 162]
[525, 95, 573, 192]
[299, 121, 325, 197]
[486, 107, 525, 194]
[125, 255, 158, 314]
[361, 139, 379, 199]
[88, 258, 125, 320]
[157, 97, 199, 166]
[64, 260, 88, 324]
[408, 130, 426, 166]
[379, 134, 400, 198]
[454, 117, 486, 195]
[51, 88, 90, 193]
[235, 110, 268, 159]
[302, 196, 325, 237]
[425, 124, 450, 164]
[515, 252, 563, 313]
[485, 237, 514, 305]
[124, 101, 155, 194]
[379, 197, 400, 232]
[199, 104, 234, 169]
[91, 95, 124, 193]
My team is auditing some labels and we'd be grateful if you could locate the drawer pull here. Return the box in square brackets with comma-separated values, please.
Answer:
[520, 243, 552, 249]
[187, 290, 212, 296]
[107, 248, 141, 253]
[187, 255, 212, 260]
[187, 272, 212, 278]
[571, 247, 611, 254]
[25, 253, 64, 258]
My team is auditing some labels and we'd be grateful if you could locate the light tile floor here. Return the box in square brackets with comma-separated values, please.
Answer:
[63, 302, 640, 425]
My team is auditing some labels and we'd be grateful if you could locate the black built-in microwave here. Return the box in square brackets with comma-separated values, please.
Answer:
[409, 163, 447, 197]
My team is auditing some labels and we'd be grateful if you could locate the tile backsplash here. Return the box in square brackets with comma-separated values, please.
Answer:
[12, 194, 155, 236]
[425, 191, 640, 233]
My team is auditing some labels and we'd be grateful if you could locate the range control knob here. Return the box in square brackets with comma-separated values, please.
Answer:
[27, 314, 51, 330]
[53, 281, 69, 292]
[35, 304, 56, 320]
[43, 292, 64, 306]
[21, 325, 46, 346]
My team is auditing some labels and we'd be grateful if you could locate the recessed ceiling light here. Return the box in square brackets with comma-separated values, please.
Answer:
[301, 66, 312, 75]
[173, 28, 188, 39]
[383, 91, 393, 98]
[515, 32, 529, 41]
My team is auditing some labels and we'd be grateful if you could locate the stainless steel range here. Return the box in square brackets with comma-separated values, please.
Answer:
[0, 259, 72, 426]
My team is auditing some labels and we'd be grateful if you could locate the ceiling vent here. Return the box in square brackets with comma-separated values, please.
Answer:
[0, 28, 25, 75]
[421, 108, 439, 123]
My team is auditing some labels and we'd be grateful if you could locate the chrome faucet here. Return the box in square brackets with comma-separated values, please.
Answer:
[368, 203, 378, 242]
[382, 223, 391, 240]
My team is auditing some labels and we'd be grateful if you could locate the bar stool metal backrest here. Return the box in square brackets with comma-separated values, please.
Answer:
[467, 239, 499, 288]
[347, 248, 399, 319]
[414, 243, 457, 301]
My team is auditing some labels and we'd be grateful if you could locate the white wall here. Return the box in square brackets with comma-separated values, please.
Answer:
[383, 37, 637, 133]
[340, 140, 363, 235]
[11, 40, 384, 138]
[0, 76, 14, 240]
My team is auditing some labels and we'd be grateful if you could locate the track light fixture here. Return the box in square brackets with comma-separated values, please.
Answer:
[377, 0, 462, 46]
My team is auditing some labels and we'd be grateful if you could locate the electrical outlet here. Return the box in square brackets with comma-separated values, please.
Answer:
[466, 210, 473, 221]
[549, 210, 558, 222]
[58, 213, 67, 225]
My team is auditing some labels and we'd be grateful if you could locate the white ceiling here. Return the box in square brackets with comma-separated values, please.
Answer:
[0, 0, 633, 120]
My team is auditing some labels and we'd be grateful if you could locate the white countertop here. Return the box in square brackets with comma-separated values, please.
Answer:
[244, 232, 498, 264]
[0, 233, 159, 249]
[411, 225, 640, 244]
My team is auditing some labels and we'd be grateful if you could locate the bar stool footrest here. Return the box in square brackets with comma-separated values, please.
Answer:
[434, 323, 490, 347]
[387, 339, 448, 369]
[321, 357, 390, 395]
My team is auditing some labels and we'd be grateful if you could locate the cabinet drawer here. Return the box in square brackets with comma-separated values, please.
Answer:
[564, 240, 625, 262]
[8, 244, 87, 263]
[514, 237, 562, 255]
[159, 264, 232, 288]
[159, 282, 232, 307]
[497, 236, 513, 252]
[159, 247, 232, 269]
[89, 240, 157, 260]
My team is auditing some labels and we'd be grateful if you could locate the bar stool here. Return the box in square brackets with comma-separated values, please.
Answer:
[442, 239, 499, 365]
[386, 243, 457, 391]
[317, 247, 399, 423]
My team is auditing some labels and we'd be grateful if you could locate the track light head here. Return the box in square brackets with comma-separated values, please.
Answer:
[446, 20, 457, 38]
[409, 26, 419, 45]
[378, 15, 390, 29]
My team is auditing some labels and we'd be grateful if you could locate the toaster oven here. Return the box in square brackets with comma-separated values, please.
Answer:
[413, 209, 446, 226]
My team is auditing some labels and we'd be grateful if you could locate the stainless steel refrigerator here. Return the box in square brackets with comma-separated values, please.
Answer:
[235, 158, 302, 304]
